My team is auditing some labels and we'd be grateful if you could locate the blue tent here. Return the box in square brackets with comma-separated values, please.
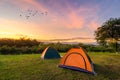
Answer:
[41, 47, 61, 59]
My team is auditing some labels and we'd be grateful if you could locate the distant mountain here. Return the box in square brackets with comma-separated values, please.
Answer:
[38, 37, 98, 45]
[47, 37, 94, 41]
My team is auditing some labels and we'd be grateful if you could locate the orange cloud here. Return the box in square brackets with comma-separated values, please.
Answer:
[0, 18, 48, 39]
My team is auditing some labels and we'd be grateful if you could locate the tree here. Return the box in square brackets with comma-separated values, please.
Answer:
[95, 18, 120, 52]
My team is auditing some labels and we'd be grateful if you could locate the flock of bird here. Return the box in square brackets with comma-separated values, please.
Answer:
[19, 9, 48, 20]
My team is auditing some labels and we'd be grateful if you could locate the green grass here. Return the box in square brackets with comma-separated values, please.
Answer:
[0, 52, 120, 80]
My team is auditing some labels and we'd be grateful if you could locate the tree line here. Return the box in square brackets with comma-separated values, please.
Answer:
[0, 38, 119, 54]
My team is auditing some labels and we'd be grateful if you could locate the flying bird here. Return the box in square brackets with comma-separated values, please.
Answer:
[19, 9, 48, 20]
[19, 14, 22, 17]
[25, 15, 30, 19]
[32, 10, 38, 16]
[41, 12, 44, 15]
[45, 11, 47, 15]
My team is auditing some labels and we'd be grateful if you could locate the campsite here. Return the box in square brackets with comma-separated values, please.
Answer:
[0, 0, 120, 80]
[0, 41, 120, 80]
[0, 52, 120, 80]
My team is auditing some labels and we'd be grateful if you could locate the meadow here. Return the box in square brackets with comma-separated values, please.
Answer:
[0, 52, 120, 80]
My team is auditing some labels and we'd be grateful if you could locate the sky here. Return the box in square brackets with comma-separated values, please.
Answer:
[0, 0, 120, 43]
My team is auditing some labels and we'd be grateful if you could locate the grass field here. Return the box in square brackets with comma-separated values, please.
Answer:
[0, 52, 120, 80]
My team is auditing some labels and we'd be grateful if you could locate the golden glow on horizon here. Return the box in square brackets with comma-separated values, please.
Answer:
[0, 29, 96, 43]
[0, 17, 96, 43]
[0, 18, 46, 39]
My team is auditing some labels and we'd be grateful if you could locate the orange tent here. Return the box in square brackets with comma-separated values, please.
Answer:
[58, 47, 95, 75]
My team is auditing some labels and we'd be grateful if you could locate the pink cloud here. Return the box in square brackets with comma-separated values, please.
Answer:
[9, 0, 100, 30]
[46, 0, 100, 29]
[88, 20, 99, 30]
[62, 12, 85, 29]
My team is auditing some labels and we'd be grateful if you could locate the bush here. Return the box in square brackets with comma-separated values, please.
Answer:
[0, 45, 11, 54]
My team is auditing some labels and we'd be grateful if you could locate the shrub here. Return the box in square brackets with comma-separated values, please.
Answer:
[0, 45, 11, 54]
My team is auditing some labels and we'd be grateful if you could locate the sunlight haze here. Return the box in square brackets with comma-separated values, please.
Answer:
[0, 0, 120, 43]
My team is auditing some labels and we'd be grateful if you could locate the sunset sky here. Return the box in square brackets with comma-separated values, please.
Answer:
[0, 0, 120, 43]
